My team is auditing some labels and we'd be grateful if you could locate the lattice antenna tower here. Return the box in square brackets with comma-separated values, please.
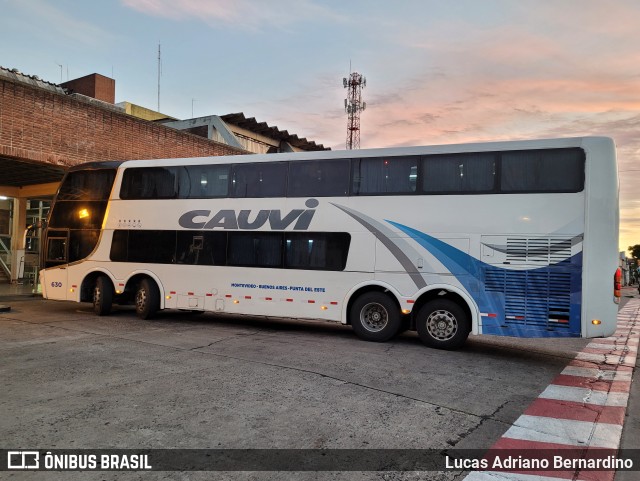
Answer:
[343, 71, 366, 149]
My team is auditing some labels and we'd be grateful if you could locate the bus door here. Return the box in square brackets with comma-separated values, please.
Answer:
[43, 229, 70, 300]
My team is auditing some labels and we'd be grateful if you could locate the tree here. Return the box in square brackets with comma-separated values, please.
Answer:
[629, 244, 640, 261]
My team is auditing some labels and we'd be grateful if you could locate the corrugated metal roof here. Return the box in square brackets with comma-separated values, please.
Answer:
[0, 66, 66, 94]
[0, 157, 65, 187]
[221, 113, 330, 151]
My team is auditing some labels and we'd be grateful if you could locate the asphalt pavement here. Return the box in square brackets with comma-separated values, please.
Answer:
[0, 290, 637, 481]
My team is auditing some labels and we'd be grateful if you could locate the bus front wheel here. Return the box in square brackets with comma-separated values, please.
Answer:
[416, 299, 470, 350]
[135, 278, 160, 320]
[93, 276, 113, 316]
[350, 292, 401, 342]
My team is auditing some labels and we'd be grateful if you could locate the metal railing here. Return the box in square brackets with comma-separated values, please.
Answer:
[0, 236, 11, 280]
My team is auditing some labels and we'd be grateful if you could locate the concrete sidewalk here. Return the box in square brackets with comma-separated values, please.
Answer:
[615, 285, 640, 481]
[0, 281, 41, 301]
[463, 288, 640, 481]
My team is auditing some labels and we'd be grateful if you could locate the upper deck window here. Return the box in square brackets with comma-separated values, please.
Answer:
[120, 167, 179, 199]
[232, 162, 287, 198]
[288, 159, 350, 197]
[178, 165, 230, 199]
[352, 156, 418, 195]
[422, 152, 496, 193]
[116, 147, 585, 200]
[500, 148, 585, 193]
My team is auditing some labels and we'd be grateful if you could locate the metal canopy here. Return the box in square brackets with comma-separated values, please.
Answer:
[0, 157, 66, 187]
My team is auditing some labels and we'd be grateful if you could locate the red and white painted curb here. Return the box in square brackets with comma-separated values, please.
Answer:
[464, 299, 639, 481]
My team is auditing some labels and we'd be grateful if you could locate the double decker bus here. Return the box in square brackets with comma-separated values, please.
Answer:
[40, 136, 619, 349]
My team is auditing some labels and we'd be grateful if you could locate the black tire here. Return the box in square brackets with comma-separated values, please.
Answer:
[93, 276, 113, 316]
[135, 278, 160, 320]
[350, 292, 401, 342]
[416, 299, 470, 350]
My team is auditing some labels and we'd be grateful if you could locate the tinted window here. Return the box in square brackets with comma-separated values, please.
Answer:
[176, 231, 226, 265]
[58, 170, 116, 200]
[178, 165, 230, 199]
[227, 232, 283, 268]
[352, 156, 417, 195]
[48, 201, 109, 229]
[501, 148, 584, 192]
[120, 167, 179, 199]
[127, 230, 176, 263]
[46, 231, 68, 263]
[285, 233, 350, 271]
[110, 229, 351, 271]
[232, 162, 287, 198]
[110, 230, 128, 262]
[69, 230, 100, 262]
[288, 159, 350, 197]
[423, 153, 496, 193]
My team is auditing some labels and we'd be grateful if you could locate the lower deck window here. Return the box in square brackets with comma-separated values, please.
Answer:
[110, 230, 351, 271]
[228, 232, 283, 267]
[285, 233, 351, 271]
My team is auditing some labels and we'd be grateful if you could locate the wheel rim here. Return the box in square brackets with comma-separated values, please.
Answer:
[360, 302, 389, 332]
[426, 309, 458, 341]
[93, 286, 101, 306]
[136, 288, 147, 312]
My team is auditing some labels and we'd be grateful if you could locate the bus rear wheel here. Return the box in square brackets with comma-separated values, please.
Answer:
[135, 278, 160, 320]
[93, 276, 113, 316]
[416, 299, 470, 350]
[350, 292, 401, 342]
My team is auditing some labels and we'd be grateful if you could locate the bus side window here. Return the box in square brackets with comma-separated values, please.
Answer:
[228, 232, 283, 267]
[179, 165, 230, 199]
[285, 233, 351, 271]
[501, 149, 584, 192]
[68, 230, 100, 263]
[110, 230, 129, 262]
[232, 162, 287, 198]
[352, 156, 418, 195]
[422, 153, 496, 193]
[127, 230, 177, 263]
[121, 168, 178, 199]
[288, 159, 350, 197]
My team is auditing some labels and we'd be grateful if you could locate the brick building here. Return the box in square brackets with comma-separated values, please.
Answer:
[0, 67, 327, 288]
[0, 68, 247, 286]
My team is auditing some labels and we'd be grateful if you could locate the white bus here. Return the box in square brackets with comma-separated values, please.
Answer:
[40, 136, 619, 349]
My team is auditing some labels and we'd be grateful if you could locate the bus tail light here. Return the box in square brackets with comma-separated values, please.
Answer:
[614, 268, 621, 303]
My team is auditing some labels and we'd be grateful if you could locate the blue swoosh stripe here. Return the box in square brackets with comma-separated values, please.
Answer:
[387, 220, 582, 338]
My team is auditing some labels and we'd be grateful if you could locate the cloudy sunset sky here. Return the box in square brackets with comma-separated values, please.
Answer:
[1, 0, 639, 252]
